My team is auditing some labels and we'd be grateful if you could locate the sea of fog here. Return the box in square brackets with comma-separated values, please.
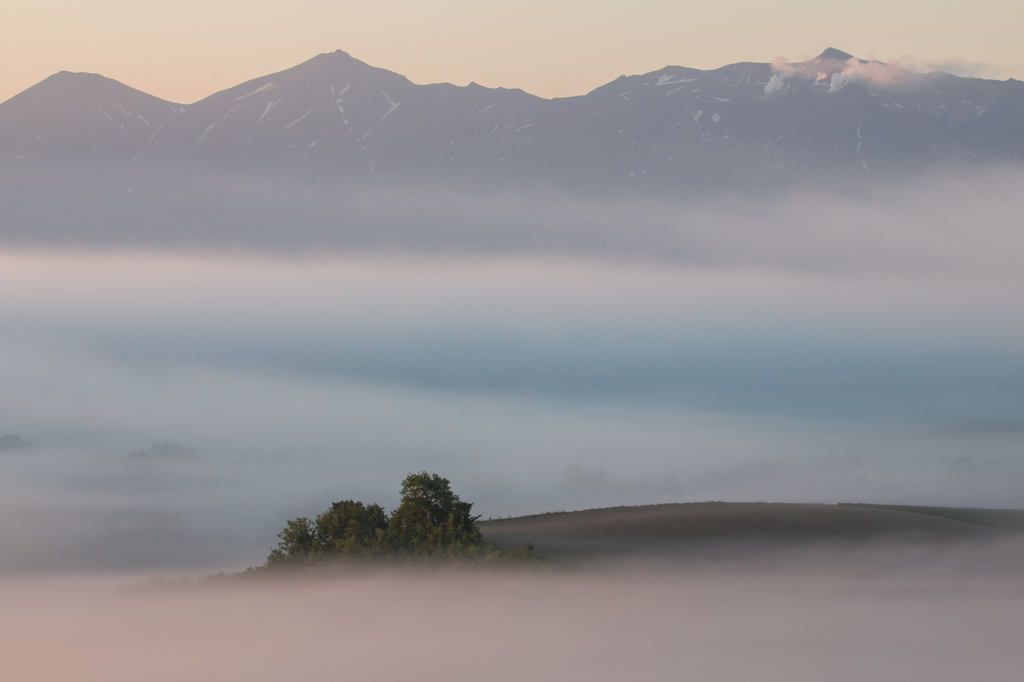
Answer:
[1, 168, 1023, 572]
[3, 552, 1024, 682]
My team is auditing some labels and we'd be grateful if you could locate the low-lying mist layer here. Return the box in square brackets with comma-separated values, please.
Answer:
[1, 165, 1023, 273]
[1, 167, 1022, 572]
[4, 549, 1024, 682]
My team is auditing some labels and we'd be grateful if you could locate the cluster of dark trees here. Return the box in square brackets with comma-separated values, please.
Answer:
[267, 472, 532, 566]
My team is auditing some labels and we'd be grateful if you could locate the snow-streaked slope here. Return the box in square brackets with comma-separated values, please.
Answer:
[0, 71, 183, 166]
[1, 48, 1022, 192]
[159, 50, 549, 184]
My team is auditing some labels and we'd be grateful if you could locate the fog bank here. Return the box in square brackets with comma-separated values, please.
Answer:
[1, 167, 1022, 572]
[2, 166, 1023, 274]
[4, 552, 1024, 682]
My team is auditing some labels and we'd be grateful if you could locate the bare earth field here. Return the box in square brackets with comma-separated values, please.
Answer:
[479, 502, 1021, 561]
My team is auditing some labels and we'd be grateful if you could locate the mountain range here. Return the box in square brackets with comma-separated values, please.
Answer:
[1, 47, 1022, 196]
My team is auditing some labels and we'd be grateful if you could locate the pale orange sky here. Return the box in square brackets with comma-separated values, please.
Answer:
[3, 0, 1023, 104]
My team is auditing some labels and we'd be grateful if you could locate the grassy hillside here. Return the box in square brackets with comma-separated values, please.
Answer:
[479, 502, 1016, 560]
[839, 504, 1024, 534]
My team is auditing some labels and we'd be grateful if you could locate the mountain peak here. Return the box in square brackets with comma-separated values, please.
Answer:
[1, 69, 181, 110]
[3, 46, 1022, 186]
[322, 49, 355, 61]
[303, 49, 363, 68]
[816, 48, 855, 62]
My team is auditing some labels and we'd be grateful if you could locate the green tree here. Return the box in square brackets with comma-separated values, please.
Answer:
[386, 472, 482, 552]
[264, 472, 506, 567]
[266, 516, 319, 565]
[315, 500, 389, 554]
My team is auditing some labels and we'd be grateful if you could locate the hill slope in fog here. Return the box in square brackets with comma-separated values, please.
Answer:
[479, 502, 1020, 560]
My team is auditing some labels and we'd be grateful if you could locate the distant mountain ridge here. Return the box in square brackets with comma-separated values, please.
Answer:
[1, 48, 1022, 193]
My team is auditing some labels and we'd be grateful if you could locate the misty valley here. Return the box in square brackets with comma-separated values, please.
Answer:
[2, 44, 1024, 682]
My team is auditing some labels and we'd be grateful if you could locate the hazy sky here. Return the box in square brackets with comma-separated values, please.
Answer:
[3, 0, 1023, 104]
